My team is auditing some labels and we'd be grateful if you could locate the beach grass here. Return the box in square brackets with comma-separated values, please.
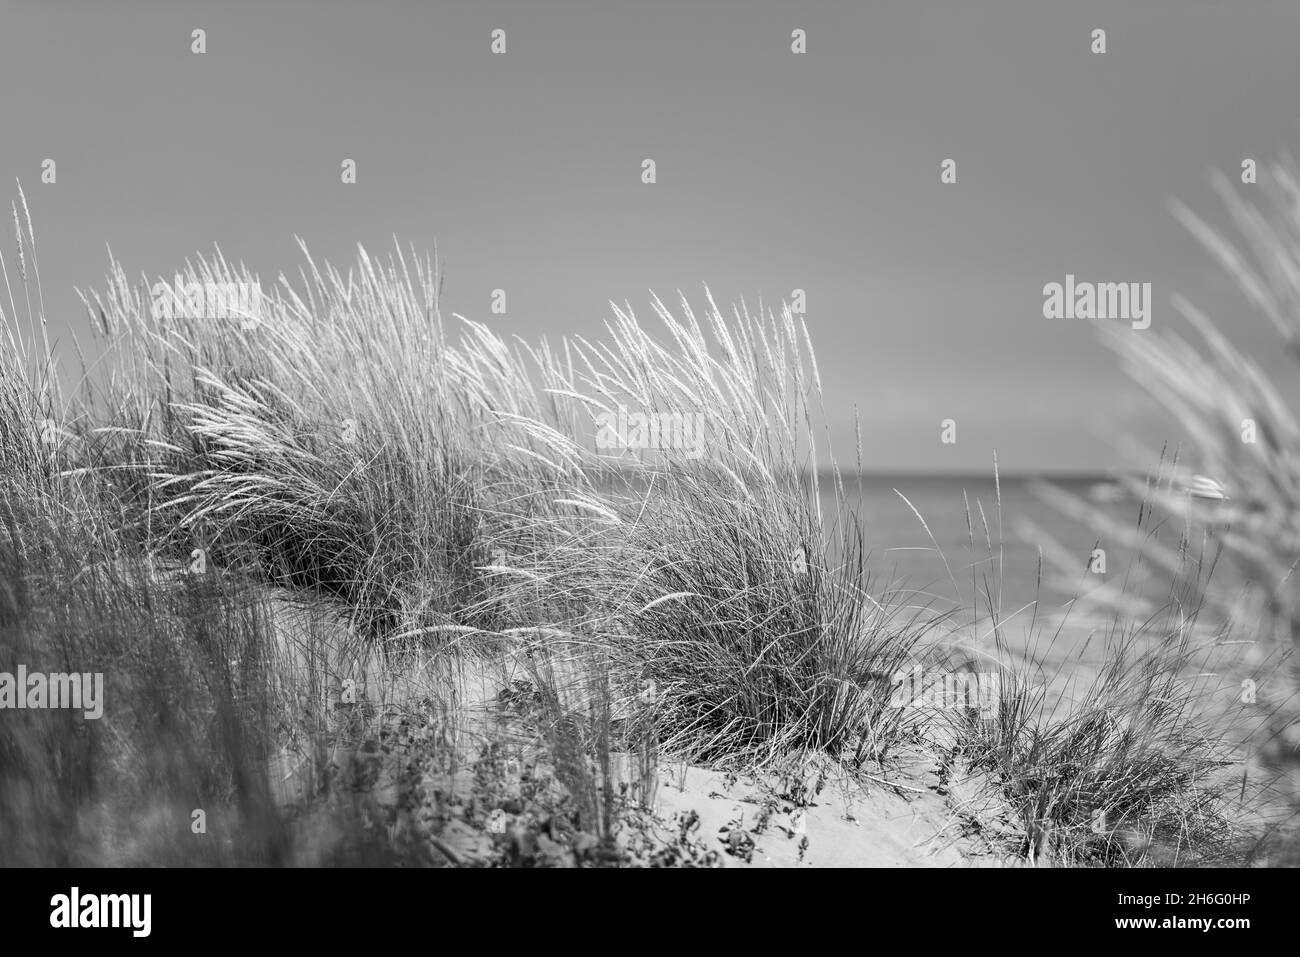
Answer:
[0, 182, 1264, 866]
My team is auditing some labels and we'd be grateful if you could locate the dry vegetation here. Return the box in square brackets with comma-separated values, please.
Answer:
[0, 169, 1278, 866]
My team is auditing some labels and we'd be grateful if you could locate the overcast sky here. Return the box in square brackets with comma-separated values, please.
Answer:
[3, 0, 1299, 473]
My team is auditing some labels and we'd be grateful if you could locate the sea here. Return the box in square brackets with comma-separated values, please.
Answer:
[830, 473, 1141, 661]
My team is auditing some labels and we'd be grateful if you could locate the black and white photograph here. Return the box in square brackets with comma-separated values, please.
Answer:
[0, 0, 1292, 934]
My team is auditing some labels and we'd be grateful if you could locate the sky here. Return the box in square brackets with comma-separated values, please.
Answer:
[2, 0, 1299, 473]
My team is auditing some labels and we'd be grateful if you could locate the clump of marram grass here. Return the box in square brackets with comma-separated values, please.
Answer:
[956, 614, 1247, 866]
[597, 463, 930, 766]
[80, 240, 598, 650]
[885, 464, 1257, 866]
[513, 289, 941, 766]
